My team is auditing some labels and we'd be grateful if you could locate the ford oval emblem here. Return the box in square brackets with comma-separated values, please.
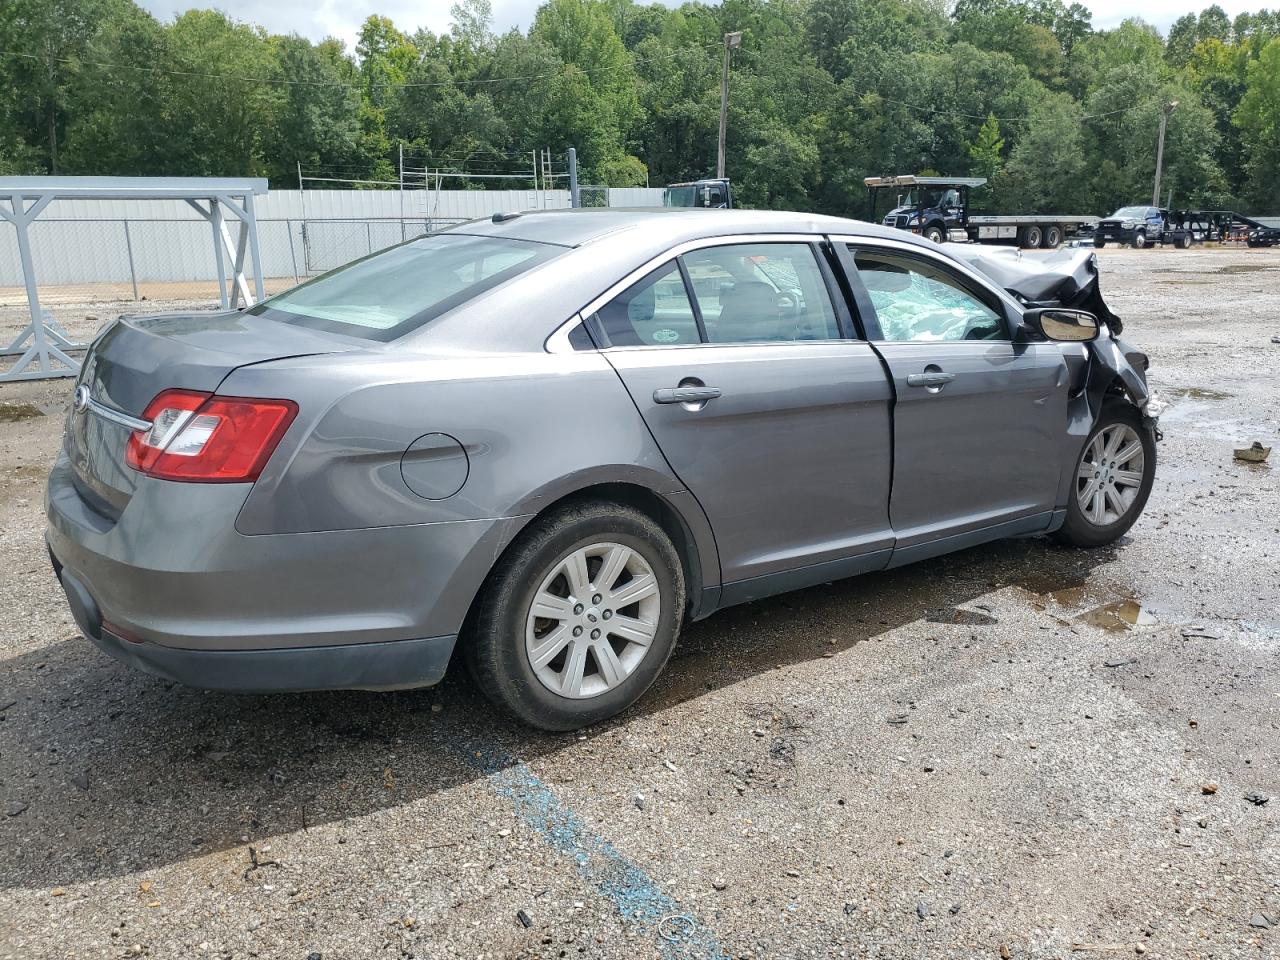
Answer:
[73, 385, 91, 414]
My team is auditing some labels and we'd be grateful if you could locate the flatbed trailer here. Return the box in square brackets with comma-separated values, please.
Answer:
[965, 214, 1099, 248]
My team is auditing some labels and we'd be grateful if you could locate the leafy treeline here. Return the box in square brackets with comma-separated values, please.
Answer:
[2, 0, 1279, 215]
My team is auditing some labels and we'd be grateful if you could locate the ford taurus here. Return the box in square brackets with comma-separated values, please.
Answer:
[47, 209, 1158, 730]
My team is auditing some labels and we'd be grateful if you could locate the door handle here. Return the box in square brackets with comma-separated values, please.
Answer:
[653, 386, 722, 405]
[906, 371, 956, 388]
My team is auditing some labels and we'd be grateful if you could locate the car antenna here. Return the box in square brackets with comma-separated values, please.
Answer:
[492, 211, 522, 223]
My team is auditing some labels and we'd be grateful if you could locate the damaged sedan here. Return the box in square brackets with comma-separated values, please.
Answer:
[47, 209, 1157, 730]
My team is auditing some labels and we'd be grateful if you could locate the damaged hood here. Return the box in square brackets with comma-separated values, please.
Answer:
[948, 245, 1123, 333]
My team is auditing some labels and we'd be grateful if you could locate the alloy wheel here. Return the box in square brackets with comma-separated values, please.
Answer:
[1076, 423, 1145, 526]
[524, 541, 662, 699]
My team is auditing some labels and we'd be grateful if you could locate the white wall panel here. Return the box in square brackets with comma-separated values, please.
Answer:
[0, 188, 666, 286]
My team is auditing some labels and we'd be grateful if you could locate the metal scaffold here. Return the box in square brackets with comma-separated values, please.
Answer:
[0, 176, 268, 382]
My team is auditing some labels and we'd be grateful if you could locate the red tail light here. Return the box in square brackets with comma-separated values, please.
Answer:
[126, 389, 298, 483]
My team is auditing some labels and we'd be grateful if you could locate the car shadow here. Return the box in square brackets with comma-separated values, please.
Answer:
[0, 535, 1119, 889]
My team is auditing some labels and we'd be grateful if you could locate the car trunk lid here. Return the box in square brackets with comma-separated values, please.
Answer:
[67, 310, 357, 519]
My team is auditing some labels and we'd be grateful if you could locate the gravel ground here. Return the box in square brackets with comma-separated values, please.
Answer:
[1, 245, 1278, 960]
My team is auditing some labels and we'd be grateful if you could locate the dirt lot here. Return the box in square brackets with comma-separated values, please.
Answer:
[1, 245, 1278, 960]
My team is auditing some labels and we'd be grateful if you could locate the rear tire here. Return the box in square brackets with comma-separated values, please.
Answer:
[1177, 233, 1192, 249]
[1095, 239, 1106, 249]
[1019, 225, 1043, 249]
[466, 501, 685, 731]
[1055, 404, 1155, 548]
[1041, 225, 1063, 249]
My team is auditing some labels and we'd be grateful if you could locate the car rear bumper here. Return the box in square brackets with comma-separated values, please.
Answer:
[56, 561, 455, 691]
[46, 448, 518, 691]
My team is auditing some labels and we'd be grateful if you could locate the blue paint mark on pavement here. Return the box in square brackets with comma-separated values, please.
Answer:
[460, 740, 730, 959]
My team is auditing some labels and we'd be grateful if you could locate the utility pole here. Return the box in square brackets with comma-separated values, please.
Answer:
[716, 31, 743, 180]
[1152, 99, 1178, 207]
[567, 147, 580, 208]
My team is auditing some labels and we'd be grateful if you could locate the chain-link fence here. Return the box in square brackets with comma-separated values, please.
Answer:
[577, 185, 610, 209]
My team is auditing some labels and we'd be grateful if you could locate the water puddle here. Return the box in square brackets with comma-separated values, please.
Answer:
[1023, 584, 1158, 633]
[1170, 387, 1232, 401]
[1216, 263, 1278, 275]
[1075, 598, 1158, 632]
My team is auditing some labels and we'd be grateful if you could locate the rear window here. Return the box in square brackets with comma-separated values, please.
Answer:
[249, 234, 563, 341]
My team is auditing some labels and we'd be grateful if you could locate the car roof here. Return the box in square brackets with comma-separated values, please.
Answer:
[447, 207, 918, 249]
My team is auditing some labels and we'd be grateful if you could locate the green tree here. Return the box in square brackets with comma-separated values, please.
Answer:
[1236, 36, 1280, 210]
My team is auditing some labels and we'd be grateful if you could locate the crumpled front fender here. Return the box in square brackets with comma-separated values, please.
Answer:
[1055, 327, 1156, 509]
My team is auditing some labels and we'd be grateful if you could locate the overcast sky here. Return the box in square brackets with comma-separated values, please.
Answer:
[136, 0, 1266, 53]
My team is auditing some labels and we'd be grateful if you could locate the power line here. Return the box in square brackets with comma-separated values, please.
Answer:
[867, 91, 1159, 123]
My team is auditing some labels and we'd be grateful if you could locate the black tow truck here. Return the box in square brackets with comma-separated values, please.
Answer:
[865, 175, 1097, 249]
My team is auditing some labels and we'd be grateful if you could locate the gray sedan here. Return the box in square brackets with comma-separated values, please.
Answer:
[47, 210, 1157, 730]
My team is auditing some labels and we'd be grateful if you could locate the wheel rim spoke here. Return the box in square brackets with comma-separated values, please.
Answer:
[593, 641, 626, 688]
[609, 573, 658, 608]
[530, 592, 573, 621]
[563, 550, 592, 598]
[561, 641, 589, 697]
[1089, 488, 1106, 524]
[608, 615, 657, 647]
[1113, 468, 1142, 488]
[529, 625, 571, 668]
[1102, 426, 1123, 459]
[1103, 484, 1126, 517]
[1114, 441, 1142, 467]
[1079, 474, 1102, 503]
[594, 544, 632, 594]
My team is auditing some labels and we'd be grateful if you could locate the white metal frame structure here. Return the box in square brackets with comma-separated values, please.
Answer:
[0, 176, 268, 382]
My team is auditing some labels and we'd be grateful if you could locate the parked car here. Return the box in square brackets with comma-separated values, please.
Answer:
[47, 210, 1158, 730]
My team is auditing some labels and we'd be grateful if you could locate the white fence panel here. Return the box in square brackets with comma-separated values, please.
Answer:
[0, 187, 669, 289]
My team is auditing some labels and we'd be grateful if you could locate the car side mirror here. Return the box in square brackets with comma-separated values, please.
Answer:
[1024, 308, 1100, 343]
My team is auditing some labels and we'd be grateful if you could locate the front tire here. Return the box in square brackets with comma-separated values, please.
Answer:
[1132, 230, 1148, 249]
[924, 224, 945, 244]
[1055, 404, 1155, 548]
[466, 501, 685, 731]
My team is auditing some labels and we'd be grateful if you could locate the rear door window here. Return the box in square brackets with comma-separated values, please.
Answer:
[682, 243, 841, 343]
[595, 262, 701, 347]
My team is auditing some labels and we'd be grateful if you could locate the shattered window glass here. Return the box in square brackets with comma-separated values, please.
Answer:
[852, 250, 1005, 343]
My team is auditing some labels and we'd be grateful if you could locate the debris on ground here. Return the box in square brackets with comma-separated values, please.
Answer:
[1248, 913, 1275, 929]
[516, 909, 532, 928]
[1181, 625, 1222, 639]
[1244, 792, 1270, 806]
[242, 846, 281, 880]
[1201, 782, 1218, 795]
[1233, 441, 1271, 463]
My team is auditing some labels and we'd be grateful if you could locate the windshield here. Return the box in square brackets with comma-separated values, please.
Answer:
[664, 186, 698, 207]
[902, 187, 960, 209]
[250, 234, 562, 341]
[1111, 206, 1151, 219]
[664, 183, 727, 208]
